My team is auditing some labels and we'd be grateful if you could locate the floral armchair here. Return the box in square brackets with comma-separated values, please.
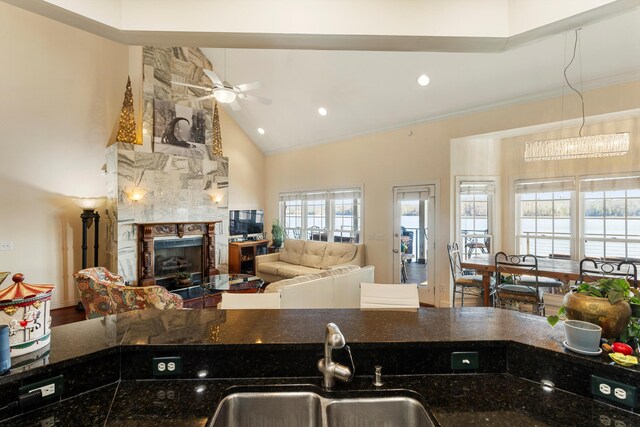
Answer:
[74, 267, 183, 319]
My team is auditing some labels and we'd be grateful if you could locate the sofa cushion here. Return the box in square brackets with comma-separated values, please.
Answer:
[264, 274, 323, 293]
[300, 241, 327, 268]
[319, 243, 357, 269]
[279, 240, 305, 265]
[258, 261, 293, 277]
[278, 264, 324, 279]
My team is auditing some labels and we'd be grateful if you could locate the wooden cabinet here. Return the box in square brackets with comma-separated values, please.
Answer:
[228, 240, 269, 275]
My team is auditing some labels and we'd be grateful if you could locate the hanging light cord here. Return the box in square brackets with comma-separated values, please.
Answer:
[563, 28, 585, 136]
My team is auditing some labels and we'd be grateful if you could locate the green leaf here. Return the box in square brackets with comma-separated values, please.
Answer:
[608, 290, 623, 305]
[558, 306, 566, 317]
[547, 315, 560, 327]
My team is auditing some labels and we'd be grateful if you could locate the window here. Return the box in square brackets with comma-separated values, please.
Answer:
[515, 179, 574, 258]
[279, 188, 362, 243]
[581, 175, 640, 260]
[458, 181, 494, 258]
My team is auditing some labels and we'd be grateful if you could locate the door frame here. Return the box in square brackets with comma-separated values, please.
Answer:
[392, 182, 438, 305]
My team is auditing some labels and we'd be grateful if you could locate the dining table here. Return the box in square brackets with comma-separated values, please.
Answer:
[460, 253, 581, 307]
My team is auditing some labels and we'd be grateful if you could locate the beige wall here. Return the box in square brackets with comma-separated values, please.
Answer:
[0, 2, 129, 308]
[220, 108, 265, 210]
[266, 80, 640, 306]
[0, 3, 266, 308]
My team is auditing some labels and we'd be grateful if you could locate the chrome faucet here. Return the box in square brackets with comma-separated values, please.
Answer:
[317, 323, 353, 389]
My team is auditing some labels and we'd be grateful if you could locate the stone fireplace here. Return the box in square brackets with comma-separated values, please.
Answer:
[104, 47, 230, 285]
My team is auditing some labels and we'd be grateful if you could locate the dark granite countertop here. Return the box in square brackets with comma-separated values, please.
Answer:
[0, 308, 638, 425]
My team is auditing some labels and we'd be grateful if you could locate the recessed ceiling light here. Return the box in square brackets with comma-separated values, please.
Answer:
[257, 128, 265, 135]
[417, 74, 430, 86]
[318, 107, 328, 116]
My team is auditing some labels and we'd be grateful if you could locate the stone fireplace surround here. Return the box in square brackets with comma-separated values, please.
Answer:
[137, 221, 220, 287]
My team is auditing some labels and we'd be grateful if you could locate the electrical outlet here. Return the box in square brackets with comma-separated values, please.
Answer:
[19, 375, 64, 400]
[591, 375, 637, 409]
[153, 356, 182, 376]
[451, 351, 479, 370]
[0, 241, 13, 251]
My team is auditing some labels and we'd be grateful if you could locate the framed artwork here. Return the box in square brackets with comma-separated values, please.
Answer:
[153, 100, 207, 158]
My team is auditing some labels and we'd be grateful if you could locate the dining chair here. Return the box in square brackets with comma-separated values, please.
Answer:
[219, 292, 281, 309]
[578, 258, 638, 288]
[359, 283, 419, 309]
[465, 229, 489, 258]
[494, 252, 545, 316]
[447, 242, 486, 307]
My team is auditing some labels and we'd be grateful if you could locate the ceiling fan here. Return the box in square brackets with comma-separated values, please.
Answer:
[171, 69, 271, 111]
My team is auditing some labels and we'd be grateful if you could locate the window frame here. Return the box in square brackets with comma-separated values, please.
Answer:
[513, 177, 576, 259]
[278, 187, 363, 243]
[455, 177, 498, 259]
[579, 173, 640, 261]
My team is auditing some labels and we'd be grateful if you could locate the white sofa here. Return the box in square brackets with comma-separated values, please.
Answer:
[256, 240, 365, 283]
[264, 265, 375, 308]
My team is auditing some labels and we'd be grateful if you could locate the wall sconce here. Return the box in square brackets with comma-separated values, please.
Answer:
[124, 187, 147, 202]
[210, 193, 223, 204]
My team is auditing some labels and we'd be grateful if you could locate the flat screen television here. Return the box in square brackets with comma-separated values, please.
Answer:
[229, 209, 264, 238]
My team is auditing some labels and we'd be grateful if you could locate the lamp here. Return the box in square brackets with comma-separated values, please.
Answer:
[72, 197, 105, 270]
[524, 29, 630, 162]
[213, 87, 237, 104]
[124, 187, 147, 202]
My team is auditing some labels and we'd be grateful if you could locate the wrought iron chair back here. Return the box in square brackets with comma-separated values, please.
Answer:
[447, 242, 464, 280]
[578, 259, 638, 288]
[494, 252, 544, 315]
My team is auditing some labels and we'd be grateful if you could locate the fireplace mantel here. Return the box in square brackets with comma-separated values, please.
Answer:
[136, 221, 221, 286]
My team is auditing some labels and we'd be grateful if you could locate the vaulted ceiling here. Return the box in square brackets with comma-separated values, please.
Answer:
[5, 0, 640, 153]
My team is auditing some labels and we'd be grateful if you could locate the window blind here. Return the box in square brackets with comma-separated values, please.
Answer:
[460, 181, 495, 195]
[279, 188, 361, 202]
[580, 175, 640, 192]
[514, 178, 575, 194]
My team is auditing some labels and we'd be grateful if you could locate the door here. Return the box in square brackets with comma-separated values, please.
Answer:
[393, 186, 436, 304]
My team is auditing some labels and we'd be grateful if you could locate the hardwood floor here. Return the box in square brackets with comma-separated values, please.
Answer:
[405, 260, 428, 284]
[51, 306, 86, 327]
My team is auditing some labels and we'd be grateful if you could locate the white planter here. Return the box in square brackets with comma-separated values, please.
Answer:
[564, 320, 602, 352]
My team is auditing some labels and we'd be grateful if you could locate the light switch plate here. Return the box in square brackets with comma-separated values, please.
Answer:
[451, 351, 479, 370]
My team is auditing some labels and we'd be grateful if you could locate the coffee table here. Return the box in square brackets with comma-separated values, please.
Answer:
[171, 274, 265, 309]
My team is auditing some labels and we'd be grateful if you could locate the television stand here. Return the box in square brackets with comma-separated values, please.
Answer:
[228, 239, 269, 275]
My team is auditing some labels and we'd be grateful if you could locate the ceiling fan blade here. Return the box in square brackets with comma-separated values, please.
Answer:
[236, 81, 262, 92]
[194, 94, 215, 102]
[229, 100, 242, 111]
[241, 93, 272, 105]
[203, 69, 223, 86]
[171, 81, 212, 91]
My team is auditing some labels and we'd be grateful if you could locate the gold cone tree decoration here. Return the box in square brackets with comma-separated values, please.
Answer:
[212, 102, 223, 156]
[116, 76, 140, 144]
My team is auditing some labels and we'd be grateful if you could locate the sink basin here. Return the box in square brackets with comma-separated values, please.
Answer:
[326, 396, 434, 427]
[208, 391, 435, 427]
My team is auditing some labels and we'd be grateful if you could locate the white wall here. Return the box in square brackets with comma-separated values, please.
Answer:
[0, 2, 129, 308]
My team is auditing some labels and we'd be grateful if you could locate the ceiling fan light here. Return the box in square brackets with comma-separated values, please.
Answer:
[213, 88, 237, 104]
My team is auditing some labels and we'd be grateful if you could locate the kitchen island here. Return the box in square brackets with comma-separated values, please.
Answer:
[0, 308, 638, 425]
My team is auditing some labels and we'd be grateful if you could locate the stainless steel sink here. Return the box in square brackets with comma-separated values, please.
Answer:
[208, 391, 435, 427]
[326, 396, 434, 427]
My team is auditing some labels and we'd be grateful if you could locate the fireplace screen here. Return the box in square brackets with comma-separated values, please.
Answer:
[154, 237, 203, 289]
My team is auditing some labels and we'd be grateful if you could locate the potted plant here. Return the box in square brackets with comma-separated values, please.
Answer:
[548, 278, 632, 339]
[271, 219, 285, 248]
